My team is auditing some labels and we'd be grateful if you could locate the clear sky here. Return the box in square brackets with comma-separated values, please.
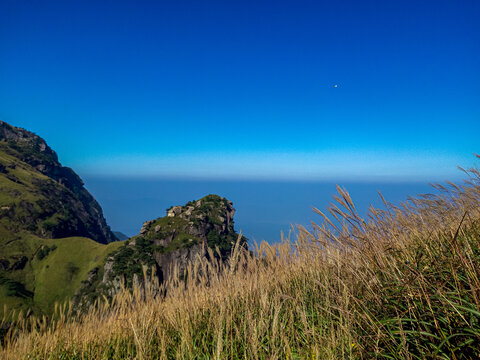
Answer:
[1, 0, 479, 181]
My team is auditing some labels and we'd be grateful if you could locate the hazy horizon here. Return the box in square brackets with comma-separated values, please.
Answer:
[83, 176, 446, 243]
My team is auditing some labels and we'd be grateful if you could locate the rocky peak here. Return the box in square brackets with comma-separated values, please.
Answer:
[0, 121, 56, 156]
[165, 196, 235, 223]
[140, 195, 235, 234]
[136, 195, 239, 257]
[92, 195, 247, 298]
[0, 121, 83, 190]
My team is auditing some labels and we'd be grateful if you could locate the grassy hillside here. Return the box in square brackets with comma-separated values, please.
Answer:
[0, 121, 116, 243]
[0, 151, 114, 317]
[0, 142, 49, 218]
[0, 123, 123, 317]
[1, 164, 479, 359]
[0, 229, 122, 317]
[30, 236, 123, 314]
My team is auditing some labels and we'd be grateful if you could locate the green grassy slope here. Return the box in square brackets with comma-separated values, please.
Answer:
[0, 142, 48, 212]
[0, 144, 50, 316]
[0, 228, 122, 317]
[31, 237, 122, 314]
[0, 141, 91, 239]
[0, 121, 116, 243]
[0, 138, 122, 317]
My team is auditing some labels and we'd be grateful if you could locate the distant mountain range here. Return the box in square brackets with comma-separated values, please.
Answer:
[0, 121, 246, 316]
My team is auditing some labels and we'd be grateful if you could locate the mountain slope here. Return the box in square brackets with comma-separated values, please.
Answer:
[0, 120, 120, 316]
[0, 121, 115, 243]
[0, 231, 122, 316]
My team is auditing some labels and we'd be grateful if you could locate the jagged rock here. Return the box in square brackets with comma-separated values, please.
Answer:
[140, 220, 155, 235]
[167, 206, 182, 217]
[86, 195, 248, 300]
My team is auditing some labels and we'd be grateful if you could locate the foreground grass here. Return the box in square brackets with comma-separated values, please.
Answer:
[1, 164, 480, 359]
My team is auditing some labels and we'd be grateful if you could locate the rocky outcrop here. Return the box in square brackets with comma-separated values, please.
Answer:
[0, 121, 116, 243]
[75, 195, 247, 304]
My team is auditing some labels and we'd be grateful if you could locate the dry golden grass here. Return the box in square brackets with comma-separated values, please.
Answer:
[2, 158, 480, 359]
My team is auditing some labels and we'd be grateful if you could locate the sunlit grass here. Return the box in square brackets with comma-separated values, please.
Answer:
[1, 157, 480, 359]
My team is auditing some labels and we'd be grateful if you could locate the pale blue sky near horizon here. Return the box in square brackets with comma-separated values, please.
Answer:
[0, 0, 479, 182]
[83, 177, 440, 242]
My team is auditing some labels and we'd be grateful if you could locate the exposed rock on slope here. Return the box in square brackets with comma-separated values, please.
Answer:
[0, 121, 115, 243]
[75, 195, 247, 304]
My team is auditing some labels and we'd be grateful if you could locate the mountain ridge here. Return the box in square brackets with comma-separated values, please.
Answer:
[0, 121, 116, 243]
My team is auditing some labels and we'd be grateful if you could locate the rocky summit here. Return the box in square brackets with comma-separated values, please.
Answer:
[75, 195, 247, 305]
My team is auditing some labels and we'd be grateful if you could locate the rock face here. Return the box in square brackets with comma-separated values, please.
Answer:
[142, 195, 239, 283]
[75, 195, 247, 304]
[0, 121, 116, 243]
[109, 194, 246, 284]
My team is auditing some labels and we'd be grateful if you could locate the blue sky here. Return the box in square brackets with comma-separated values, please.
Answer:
[1, 0, 479, 181]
